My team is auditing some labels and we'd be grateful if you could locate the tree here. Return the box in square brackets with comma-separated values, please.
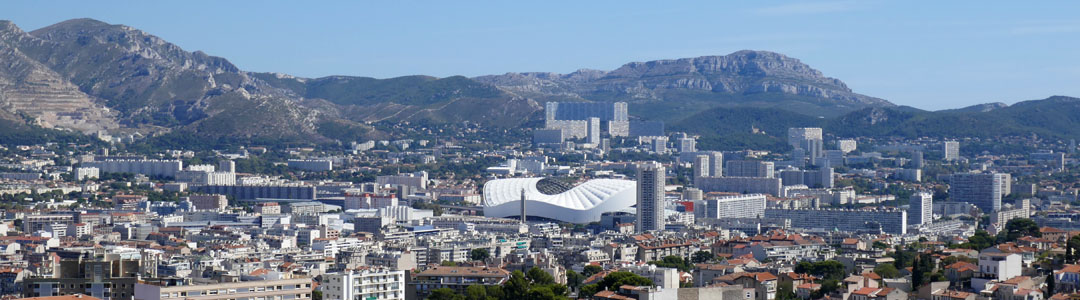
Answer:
[542, 284, 568, 298]
[812, 279, 840, 299]
[484, 285, 504, 300]
[1048, 271, 1056, 295]
[649, 255, 692, 271]
[1002, 218, 1040, 242]
[566, 270, 584, 291]
[1062, 240, 1071, 263]
[777, 281, 796, 300]
[1068, 236, 1080, 264]
[940, 255, 978, 267]
[912, 255, 923, 287]
[527, 267, 556, 285]
[470, 248, 490, 261]
[874, 263, 900, 279]
[504, 270, 531, 299]
[312, 290, 322, 300]
[427, 288, 465, 300]
[583, 265, 603, 277]
[872, 241, 889, 249]
[525, 286, 557, 300]
[795, 260, 848, 280]
[579, 284, 600, 298]
[930, 272, 947, 282]
[911, 253, 937, 287]
[692, 250, 715, 264]
[965, 230, 997, 250]
[465, 285, 488, 300]
[598, 271, 654, 291]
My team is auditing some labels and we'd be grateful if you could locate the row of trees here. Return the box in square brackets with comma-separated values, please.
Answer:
[577, 272, 653, 298]
[792, 260, 846, 298]
[426, 267, 573, 300]
[951, 218, 1040, 250]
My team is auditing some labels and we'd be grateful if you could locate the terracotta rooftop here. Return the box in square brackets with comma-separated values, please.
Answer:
[1057, 264, 1080, 274]
[933, 290, 973, 299]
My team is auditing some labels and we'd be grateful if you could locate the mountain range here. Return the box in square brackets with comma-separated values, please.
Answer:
[474, 50, 892, 120]
[0, 18, 1077, 148]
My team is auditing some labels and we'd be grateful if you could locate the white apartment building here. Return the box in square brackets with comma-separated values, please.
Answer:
[944, 141, 960, 161]
[322, 269, 406, 300]
[909, 192, 933, 226]
[838, 139, 857, 153]
[726, 160, 775, 178]
[82, 159, 183, 177]
[75, 167, 100, 180]
[620, 263, 680, 290]
[705, 194, 766, 219]
[376, 171, 428, 190]
[764, 207, 907, 235]
[175, 170, 236, 186]
[973, 252, 1021, 291]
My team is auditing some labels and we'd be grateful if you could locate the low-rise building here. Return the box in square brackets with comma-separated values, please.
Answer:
[134, 277, 313, 300]
[410, 266, 509, 299]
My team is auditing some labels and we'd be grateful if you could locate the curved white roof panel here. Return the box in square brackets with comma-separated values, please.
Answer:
[483, 178, 636, 223]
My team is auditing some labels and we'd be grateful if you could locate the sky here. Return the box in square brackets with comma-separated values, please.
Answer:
[5, 1, 1080, 110]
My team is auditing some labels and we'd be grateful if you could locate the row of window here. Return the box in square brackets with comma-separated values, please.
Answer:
[162, 284, 310, 298]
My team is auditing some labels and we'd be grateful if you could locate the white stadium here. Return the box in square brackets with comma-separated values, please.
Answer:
[482, 177, 637, 223]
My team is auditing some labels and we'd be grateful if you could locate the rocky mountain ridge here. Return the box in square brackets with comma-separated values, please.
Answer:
[475, 50, 893, 117]
[13, 18, 1060, 147]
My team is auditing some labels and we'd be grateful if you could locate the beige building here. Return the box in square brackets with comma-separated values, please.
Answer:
[186, 195, 228, 211]
[134, 278, 313, 300]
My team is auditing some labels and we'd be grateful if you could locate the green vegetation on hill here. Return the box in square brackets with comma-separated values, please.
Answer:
[629, 92, 863, 122]
[0, 112, 102, 146]
[675, 96, 1080, 151]
[672, 106, 819, 151]
[253, 73, 506, 106]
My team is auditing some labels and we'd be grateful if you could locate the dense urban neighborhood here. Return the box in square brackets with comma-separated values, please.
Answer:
[2, 100, 1080, 300]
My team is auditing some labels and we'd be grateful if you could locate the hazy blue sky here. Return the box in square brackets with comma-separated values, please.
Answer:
[5, 1, 1080, 110]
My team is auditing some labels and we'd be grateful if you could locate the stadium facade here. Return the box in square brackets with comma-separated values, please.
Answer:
[482, 178, 636, 223]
